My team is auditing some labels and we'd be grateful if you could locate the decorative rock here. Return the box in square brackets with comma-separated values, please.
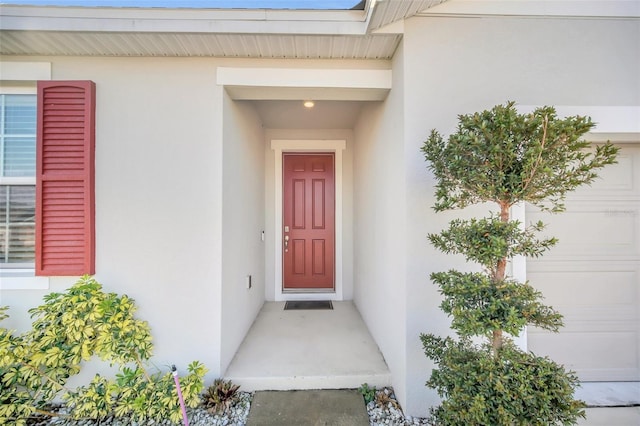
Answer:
[27, 387, 432, 426]
[365, 387, 432, 426]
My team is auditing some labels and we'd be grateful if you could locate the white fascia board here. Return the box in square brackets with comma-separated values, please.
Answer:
[422, 0, 640, 18]
[218, 67, 392, 101]
[224, 86, 391, 101]
[0, 5, 367, 21]
[0, 6, 369, 35]
[218, 67, 392, 90]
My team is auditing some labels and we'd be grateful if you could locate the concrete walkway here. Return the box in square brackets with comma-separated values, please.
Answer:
[246, 390, 369, 426]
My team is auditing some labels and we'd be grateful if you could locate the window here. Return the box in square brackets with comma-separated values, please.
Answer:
[0, 94, 37, 269]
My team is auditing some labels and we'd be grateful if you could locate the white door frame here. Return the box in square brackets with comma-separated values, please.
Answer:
[271, 139, 346, 301]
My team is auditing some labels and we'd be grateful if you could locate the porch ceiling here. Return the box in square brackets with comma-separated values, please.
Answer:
[250, 100, 366, 129]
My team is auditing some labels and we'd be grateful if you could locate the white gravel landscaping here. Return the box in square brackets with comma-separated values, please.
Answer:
[26, 387, 431, 426]
[26, 392, 253, 426]
[366, 387, 431, 426]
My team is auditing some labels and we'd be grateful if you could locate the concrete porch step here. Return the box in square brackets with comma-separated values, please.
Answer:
[225, 301, 391, 392]
[227, 372, 391, 392]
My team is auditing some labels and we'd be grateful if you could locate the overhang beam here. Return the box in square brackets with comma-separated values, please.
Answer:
[217, 67, 392, 101]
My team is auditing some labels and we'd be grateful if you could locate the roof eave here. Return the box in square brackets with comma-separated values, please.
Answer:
[0, 5, 370, 35]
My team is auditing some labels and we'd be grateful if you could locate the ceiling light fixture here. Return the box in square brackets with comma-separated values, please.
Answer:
[303, 100, 315, 108]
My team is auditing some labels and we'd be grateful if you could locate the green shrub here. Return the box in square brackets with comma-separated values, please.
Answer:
[420, 102, 618, 425]
[0, 276, 207, 425]
[423, 337, 584, 425]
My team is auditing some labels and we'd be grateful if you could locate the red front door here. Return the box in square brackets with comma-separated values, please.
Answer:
[283, 153, 335, 290]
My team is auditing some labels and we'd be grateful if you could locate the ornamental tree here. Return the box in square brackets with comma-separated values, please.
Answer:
[420, 101, 618, 425]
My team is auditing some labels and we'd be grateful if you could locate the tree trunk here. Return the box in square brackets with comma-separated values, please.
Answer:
[492, 202, 511, 357]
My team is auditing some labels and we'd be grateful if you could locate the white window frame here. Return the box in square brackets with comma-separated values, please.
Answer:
[0, 85, 48, 290]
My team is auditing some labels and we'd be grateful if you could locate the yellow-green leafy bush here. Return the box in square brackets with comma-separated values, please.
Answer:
[0, 276, 206, 425]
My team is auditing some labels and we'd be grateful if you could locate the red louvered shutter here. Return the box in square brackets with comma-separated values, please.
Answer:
[36, 81, 95, 276]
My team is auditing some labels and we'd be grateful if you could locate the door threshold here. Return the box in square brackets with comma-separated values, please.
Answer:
[279, 292, 339, 302]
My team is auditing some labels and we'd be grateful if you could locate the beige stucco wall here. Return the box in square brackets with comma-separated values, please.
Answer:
[220, 92, 266, 373]
[353, 41, 409, 408]
[1, 56, 226, 377]
[398, 15, 640, 416]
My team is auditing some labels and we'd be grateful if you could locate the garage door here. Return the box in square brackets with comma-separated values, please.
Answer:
[527, 143, 640, 381]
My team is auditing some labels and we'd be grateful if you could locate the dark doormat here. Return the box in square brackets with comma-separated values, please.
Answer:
[284, 300, 333, 310]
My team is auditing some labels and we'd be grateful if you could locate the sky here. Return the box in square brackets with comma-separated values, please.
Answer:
[1, 0, 365, 9]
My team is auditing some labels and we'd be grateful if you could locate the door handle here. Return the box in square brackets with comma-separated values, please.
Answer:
[284, 235, 289, 251]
